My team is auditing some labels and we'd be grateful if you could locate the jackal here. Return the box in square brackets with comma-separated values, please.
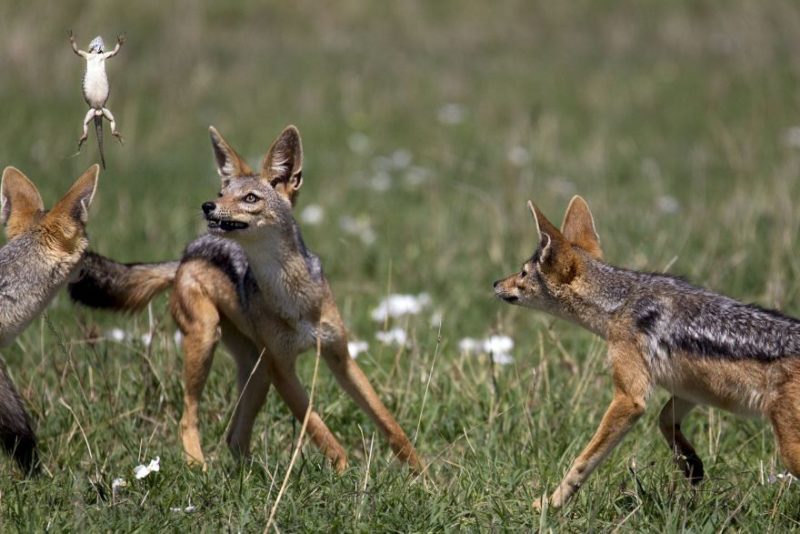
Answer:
[70, 126, 422, 473]
[0, 164, 99, 474]
[494, 196, 800, 508]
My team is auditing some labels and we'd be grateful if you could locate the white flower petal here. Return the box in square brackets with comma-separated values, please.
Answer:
[507, 146, 532, 167]
[106, 328, 126, 342]
[370, 293, 431, 322]
[348, 132, 370, 154]
[300, 204, 325, 225]
[483, 335, 514, 354]
[347, 340, 369, 359]
[134, 456, 160, 479]
[458, 338, 480, 354]
[437, 103, 465, 125]
[375, 328, 408, 347]
[492, 352, 515, 365]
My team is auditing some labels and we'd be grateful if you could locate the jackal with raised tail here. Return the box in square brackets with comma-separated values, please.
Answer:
[70, 126, 422, 473]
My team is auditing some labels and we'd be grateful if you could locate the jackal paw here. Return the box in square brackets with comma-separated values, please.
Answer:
[77, 136, 87, 150]
[112, 131, 124, 145]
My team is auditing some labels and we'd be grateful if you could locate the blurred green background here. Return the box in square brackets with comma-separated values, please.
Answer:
[1, 0, 800, 530]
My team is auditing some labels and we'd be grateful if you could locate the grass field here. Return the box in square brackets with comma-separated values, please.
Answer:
[2, 0, 800, 530]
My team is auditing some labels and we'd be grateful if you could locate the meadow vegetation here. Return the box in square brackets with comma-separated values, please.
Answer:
[1, 0, 800, 530]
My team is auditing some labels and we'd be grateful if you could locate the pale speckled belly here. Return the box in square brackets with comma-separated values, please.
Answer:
[83, 62, 109, 108]
[648, 349, 771, 417]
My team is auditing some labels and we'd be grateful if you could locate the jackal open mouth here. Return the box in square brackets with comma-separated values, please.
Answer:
[501, 295, 518, 303]
[206, 217, 249, 231]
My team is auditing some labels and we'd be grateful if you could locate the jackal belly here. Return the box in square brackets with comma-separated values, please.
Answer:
[649, 350, 773, 417]
[242, 299, 338, 357]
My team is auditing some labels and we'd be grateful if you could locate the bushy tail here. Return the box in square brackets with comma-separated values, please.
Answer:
[0, 365, 39, 476]
[69, 251, 179, 312]
[94, 115, 105, 169]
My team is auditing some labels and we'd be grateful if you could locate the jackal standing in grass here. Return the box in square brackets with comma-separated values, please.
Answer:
[0, 164, 99, 474]
[70, 126, 422, 473]
[494, 196, 800, 508]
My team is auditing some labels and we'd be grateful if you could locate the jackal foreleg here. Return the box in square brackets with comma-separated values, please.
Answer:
[542, 340, 650, 509]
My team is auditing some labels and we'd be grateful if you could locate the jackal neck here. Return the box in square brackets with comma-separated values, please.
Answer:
[237, 220, 323, 320]
[563, 259, 640, 338]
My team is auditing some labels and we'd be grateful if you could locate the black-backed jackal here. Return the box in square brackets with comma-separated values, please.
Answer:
[70, 126, 422, 473]
[0, 164, 99, 474]
[495, 196, 800, 508]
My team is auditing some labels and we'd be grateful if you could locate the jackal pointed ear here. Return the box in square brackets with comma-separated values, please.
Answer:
[527, 200, 564, 262]
[1, 166, 45, 236]
[527, 200, 563, 242]
[261, 125, 303, 205]
[50, 164, 100, 225]
[209, 126, 254, 180]
[561, 195, 602, 259]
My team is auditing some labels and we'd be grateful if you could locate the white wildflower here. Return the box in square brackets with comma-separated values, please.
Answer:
[134, 456, 160, 480]
[437, 103, 465, 125]
[111, 477, 127, 500]
[339, 215, 376, 246]
[459, 335, 515, 366]
[375, 328, 408, 347]
[348, 132, 371, 154]
[404, 166, 430, 187]
[458, 337, 481, 354]
[174, 330, 183, 348]
[141, 333, 153, 347]
[656, 196, 680, 214]
[507, 146, 532, 167]
[767, 471, 797, 484]
[491, 352, 515, 365]
[370, 293, 431, 322]
[391, 149, 412, 169]
[105, 328, 126, 342]
[483, 335, 514, 355]
[347, 340, 369, 359]
[370, 171, 392, 192]
[300, 204, 325, 225]
[171, 504, 198, 513]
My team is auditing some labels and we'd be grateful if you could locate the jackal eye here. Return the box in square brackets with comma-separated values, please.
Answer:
[243, 193, 260, 203]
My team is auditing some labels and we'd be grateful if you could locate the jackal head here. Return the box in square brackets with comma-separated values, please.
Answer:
[202, 125, 303, 242]
[494, 196, 602, 316]
[1, 165, 99, 252]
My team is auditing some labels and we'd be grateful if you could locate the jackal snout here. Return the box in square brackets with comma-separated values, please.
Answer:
[493, 276, 520, 303]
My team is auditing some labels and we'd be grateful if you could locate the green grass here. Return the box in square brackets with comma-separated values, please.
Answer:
[2, 0, 800, 530]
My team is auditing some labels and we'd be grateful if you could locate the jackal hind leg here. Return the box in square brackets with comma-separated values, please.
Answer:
[268, 355, 348, 473]
[658, 396, 703, 484]
[221, 326, 271, 460]
[321, 334, 422, 473]
[78, 108, 94, 149]
[101, 108, 123, 143]
[769, 379, 800, 479]
[543, 340, 650, 509]
[171, 273, 221, 468]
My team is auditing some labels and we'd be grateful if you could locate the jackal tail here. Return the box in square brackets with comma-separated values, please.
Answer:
[69, 251, 179, 312]
[94, 115, 105, 169]
[0, 365, 39, 475]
